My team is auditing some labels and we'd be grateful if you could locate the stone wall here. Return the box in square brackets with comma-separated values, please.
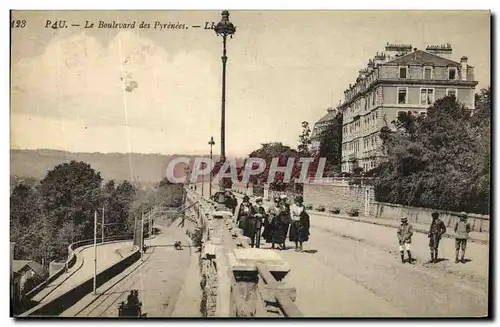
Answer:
[200, 257, 218, 316]
[303, 182, 489, 232]
[184, 190, 220, 317]
[371, 202, 490, 232]
[303, 182, 373, 213]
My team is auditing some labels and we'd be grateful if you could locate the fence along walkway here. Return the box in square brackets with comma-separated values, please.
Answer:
[185, 187, 302, 317]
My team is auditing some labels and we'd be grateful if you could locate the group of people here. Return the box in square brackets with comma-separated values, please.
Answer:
[219, 190, 472, 262]
[236, 194, 310, 252]
[397, 211, 471, 264]
[212, 191, 239, 214]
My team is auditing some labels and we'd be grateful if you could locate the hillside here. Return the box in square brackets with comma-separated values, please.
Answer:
[10, 149, 245, 183]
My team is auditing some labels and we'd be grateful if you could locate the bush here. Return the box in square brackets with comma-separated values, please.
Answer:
[315, 205, 325, 212]
[329, 207, 340, 214]
[347, 208, 359, 217]
[305, 203, 313, 210]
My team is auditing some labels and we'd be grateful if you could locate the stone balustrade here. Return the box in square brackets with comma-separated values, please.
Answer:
[183, 187, 302, 318]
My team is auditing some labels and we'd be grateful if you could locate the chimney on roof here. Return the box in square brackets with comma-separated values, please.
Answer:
[385, 43, 412, 61]
[460, 56, 468, 81]
[425, 43, 453, 60]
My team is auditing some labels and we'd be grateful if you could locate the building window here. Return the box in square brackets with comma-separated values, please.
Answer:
[446, 88, 458, 98]
[372, 91, 376, 105]
[448, 67, 457, 80]
[399, 66, 408, 79]
[397, 87, 408, 104]
[423, 66, 433, 79]
[420, 88, 435, 105]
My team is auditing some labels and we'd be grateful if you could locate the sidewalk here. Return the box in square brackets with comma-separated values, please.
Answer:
[311, 211, 489, 245]
[64, 219, 193, 317]
[231, 191, 489, 245]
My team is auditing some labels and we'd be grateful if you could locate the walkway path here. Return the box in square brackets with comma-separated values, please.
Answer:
[63, 215, 195, 317]
[30, 241, 132, 307]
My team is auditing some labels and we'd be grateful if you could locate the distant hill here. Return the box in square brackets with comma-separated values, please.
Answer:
[10, 149, 246, 183]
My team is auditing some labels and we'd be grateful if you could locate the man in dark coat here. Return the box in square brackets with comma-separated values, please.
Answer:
[251, 197, 266, 248]
[280, 194, 291, 248]
[230, 194, 238, 215]
[428, 211, 447, 263]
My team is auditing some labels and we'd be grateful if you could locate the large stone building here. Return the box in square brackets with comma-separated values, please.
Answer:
[310, 106, 339, 154]
[340, 43, 478, 173]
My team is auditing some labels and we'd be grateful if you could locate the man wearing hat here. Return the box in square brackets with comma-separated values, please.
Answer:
[428, 211, 447, 263]
[454, 212, 471, 263]
[397, 217, 413, 263]
[252, 197, 266, 248]
[279, 194, 291, 250]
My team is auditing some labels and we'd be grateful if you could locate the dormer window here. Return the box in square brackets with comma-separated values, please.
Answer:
[399, 66, 408, 79]
[448, 67, 457, 80]
[423, 66, 433, 80]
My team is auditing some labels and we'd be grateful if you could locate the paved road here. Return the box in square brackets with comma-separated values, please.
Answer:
[259, 212, 489, 317]
[171, 188, 490, 317]
[31, 241, 133, 306]
[223, 190, 489, 317]
[66, 215, 193, 317]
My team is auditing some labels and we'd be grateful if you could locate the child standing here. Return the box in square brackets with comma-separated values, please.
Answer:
[397, 217, 414, 264]
[454, 212, 471, 264]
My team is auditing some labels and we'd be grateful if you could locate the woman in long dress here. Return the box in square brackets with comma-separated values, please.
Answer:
[262, 196, 279, 243]
[270, 200, 289, 250]
[289, 196, 310, 252]
[237, 195, 254, 236]
[266, 197, 285, 250]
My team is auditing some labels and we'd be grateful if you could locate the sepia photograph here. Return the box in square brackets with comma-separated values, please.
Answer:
[9, 9, 491, 318]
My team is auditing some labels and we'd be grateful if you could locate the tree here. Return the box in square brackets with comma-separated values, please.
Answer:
[10, 183, 46, 262]
[374, 91, 490, 214]
[247, 142, 301, 190]
[113, 180, 136, 235]
[38, 161, 103, 260]
[297, 121, 312, 156]
[317, 111, 343, 174]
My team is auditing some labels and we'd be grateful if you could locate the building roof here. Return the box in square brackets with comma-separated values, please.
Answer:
[316, 110, 337, 124]
[311, 110, 339, 139]
[12, 260, 44, 276]
[386, 49, 470, 67]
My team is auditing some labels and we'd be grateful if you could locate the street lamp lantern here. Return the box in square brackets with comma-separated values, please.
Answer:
[214, 10, 236, 191]
[214, 10, 236, 38]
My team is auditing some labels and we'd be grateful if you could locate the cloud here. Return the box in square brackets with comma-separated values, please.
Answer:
[11, 31, 220, 128]
[11, 30, 229, 154]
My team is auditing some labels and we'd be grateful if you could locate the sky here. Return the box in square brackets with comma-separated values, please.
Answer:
[10, 10, 490, 157]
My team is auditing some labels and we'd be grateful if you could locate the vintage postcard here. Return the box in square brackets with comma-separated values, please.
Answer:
[10, 10, 491, 318]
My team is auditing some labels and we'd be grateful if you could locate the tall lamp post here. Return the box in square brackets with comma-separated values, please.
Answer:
[214, 10, 236, 191]
[208, 136, 215, 198]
